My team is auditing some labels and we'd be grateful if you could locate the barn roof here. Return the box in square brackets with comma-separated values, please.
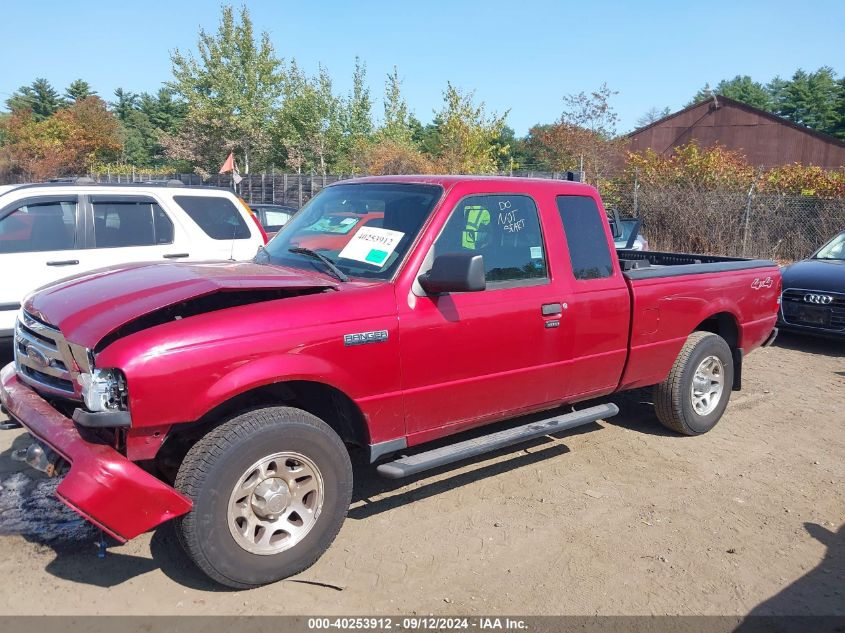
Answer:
[628, 95, 845, 150]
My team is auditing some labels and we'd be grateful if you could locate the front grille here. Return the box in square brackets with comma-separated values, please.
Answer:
[14, 311, 81, 398]
[781, 288, 845, 331]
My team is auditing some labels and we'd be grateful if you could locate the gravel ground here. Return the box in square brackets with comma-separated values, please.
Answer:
[0, 333, 842, 616]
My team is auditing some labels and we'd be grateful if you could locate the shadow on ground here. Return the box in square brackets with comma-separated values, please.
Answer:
[735, 522, 845, 628]
[774, 331, 845, 358]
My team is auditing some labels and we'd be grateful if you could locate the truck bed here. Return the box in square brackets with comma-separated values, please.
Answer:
[617, 249, 777, 280]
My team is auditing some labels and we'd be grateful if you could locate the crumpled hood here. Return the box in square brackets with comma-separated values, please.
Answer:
[24, 260, 336, 349]
[782, 258, 845, 294]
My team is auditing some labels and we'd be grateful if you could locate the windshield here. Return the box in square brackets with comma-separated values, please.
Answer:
[814, 232, 845, 260]
[260, 183, 442, 280]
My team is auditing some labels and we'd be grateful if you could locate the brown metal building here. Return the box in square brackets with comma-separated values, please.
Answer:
[627, 95, 845, 169]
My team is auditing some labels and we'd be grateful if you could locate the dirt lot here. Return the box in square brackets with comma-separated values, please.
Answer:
[0, 333, 842, 616]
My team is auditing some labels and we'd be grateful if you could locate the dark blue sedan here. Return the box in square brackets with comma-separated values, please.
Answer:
[778, 230, 845, 339]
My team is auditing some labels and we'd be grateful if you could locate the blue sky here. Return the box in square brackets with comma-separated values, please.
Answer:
[1, 0, 843, 135]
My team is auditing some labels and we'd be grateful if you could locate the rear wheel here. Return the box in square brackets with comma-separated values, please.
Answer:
[654, 331, 734, 435]
[174, 406, 352, 588]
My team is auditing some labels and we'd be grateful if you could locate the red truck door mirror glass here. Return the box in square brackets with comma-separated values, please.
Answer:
[418, 253, 486, 295]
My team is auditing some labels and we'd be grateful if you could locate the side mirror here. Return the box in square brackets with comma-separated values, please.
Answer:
[418, 253, 486, 295]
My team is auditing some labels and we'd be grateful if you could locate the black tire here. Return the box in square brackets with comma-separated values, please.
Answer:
[174, 406, 352, 589]
[653, 331, 734, 435]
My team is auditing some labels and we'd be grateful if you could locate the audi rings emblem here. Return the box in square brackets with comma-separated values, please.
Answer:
[803, 293, 833, 305]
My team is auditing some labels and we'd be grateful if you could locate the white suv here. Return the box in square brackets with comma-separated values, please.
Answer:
[0, 180, 267, 345]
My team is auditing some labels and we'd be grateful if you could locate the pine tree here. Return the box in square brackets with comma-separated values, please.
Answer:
[65, 79, 96, 104]
[6, 78, 65, 121]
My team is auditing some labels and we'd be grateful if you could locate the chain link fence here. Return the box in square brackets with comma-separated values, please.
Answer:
[84, 170, 355, 208]
[612, 185, 845, 262]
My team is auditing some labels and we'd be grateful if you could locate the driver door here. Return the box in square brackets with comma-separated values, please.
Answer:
[397, 193, 571, 442]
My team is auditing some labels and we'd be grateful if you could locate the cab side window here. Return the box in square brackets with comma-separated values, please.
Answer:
[556, 195, 614, 280]
[0, 199, 77, 253]
[433, 194, 547, 284]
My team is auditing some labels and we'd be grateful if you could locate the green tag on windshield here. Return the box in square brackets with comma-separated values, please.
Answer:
[365, 249, 388, 265]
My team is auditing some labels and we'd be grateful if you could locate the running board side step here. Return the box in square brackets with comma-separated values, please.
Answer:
[376, 403, 619, 479]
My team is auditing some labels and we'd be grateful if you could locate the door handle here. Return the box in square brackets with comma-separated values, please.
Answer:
[163, 253, 190, 259]
[46, 260, 79, 267]
[541, 303, 563, 316]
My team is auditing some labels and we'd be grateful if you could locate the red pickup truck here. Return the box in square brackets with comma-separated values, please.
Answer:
[0, 176, 780, 588]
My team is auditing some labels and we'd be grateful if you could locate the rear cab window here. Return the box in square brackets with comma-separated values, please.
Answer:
[0, 197, 78, 253]
[556, 195, 614, 280]
[174, 195, 251, 240]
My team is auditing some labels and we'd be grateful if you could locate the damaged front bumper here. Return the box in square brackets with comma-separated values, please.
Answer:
[0, 363, 192, 542]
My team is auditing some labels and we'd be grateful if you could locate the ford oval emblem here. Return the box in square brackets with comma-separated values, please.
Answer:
[25, 345, 50, 368]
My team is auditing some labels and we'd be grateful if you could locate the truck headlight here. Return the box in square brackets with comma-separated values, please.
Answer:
[78, 369, 128, 412]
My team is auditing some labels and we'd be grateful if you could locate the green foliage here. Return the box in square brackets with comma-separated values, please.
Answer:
[65, 79, 96, 104]
[381, 66, 413, 145]
[689, 68, 845, 138]
[628, 141, 845, 197]
[6, 78, 66, 121]
[168, 4, 284, 175]
[110, 87, 187, 168]
[112, 88, 139, 121]
[759, 163, 845, 197]
[691, 76, 772, 111]
[430, 83, 507, 174]
[343, 57, 373, 144]
[273, 61, 343, 175]
[770, 67, 841, 133]
[628, 142, 755, 191]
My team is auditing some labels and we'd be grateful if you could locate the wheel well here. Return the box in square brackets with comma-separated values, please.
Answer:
[694, 312, 742, 390]
[155, 381, 369, 482]
[694, 312, 739, 349]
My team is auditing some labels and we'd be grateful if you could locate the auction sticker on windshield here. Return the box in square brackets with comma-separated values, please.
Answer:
[338, 226, 405, 266]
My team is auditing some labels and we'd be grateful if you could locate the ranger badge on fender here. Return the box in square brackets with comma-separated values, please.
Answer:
[344, 330, 389, 346]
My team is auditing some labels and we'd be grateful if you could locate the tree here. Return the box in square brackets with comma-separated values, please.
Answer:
[5, 78, 65, 121]
[529, 83, 627, 181]
[689, 82, 715, 106]
[111, 88, 139, 121]
[627, 141, 754, 190]
[635, 106, 671, 129]
[273, 62, 343, 175]
[353, 138, 437, 175]
[770, 67, 841, 134]
[343, 57, 373, 146]
[65, 79, 96, 104]
[833, 77, 845, 139]
[110, 87, 187, 167]
[431, 83, 507, 174]
[168, 4, 284, 176]
[1, 96, 122, 179]
[691, 76, 772, 111]
[381, 66, 413, 144]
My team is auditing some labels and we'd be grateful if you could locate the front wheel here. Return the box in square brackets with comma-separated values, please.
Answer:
[174, 406, 353, 588]
[654, 331, 734, 435]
